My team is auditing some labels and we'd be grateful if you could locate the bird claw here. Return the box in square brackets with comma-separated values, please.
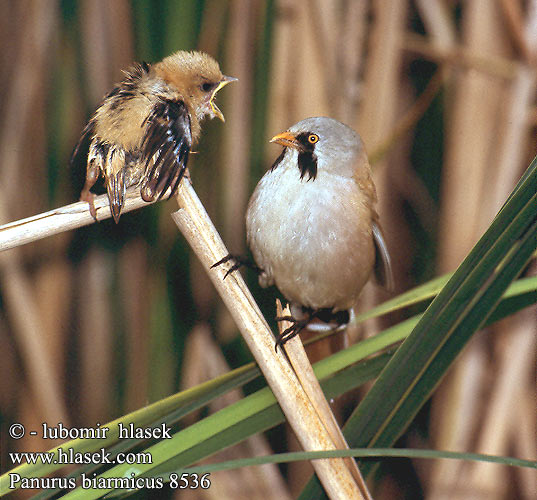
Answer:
[274, 315, 309, 351]
[275, 315, 295, 322]
[274, 308, 347, 351]
[211, 254, 242, 279]
[80, 190, 98, 221]
[211, 254, 262, 279]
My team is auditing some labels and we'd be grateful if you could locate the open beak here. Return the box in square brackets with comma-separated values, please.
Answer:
[210, 75, 238, 122]
[270, 131, 300, 150]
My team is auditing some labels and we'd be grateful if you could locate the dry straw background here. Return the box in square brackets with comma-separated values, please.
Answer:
[0, 1, 535, 499]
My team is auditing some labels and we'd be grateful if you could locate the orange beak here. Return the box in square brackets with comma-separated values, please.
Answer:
[270, 131, 300, 150]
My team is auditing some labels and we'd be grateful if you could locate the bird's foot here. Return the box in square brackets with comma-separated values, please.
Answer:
[274, 314, 312, 351]
[211, 254, 262, 279]
[80, 189, 97, 221]
[79, 161, 100, 222]
[274, 307, 351, 351]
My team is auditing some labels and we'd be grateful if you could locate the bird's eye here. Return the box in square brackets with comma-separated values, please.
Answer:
[308, 134, 319, 144]
[200, 82, 216, 92]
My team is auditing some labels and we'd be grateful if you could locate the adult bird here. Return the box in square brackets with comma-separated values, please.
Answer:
[218, 117, 393, 349]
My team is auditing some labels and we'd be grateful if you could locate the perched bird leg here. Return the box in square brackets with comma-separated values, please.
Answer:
[274, 307, 351, 351]
[274, 309, 321, 351]
[79, 162, 100, 220]
[211, 254, 263, 279]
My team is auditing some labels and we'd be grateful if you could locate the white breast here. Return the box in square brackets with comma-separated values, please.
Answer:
[246, 157, 375, 311]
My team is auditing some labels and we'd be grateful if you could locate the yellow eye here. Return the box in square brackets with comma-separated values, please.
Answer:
[308, 134, 319, 144]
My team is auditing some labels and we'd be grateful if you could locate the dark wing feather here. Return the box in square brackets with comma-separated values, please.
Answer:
[372, 221, 394, 292]
[140, 99, 192, 202]
[70, 119, 95, 171]
[70, 119, 98, 201]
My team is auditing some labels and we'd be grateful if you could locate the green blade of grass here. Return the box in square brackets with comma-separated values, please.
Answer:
[3, 274, 534, 499]
[53, 353, 391, 499]
[352, 274, 451, 323]
[299, 158, 536, 499]
[3, 274, 534, 498]
[58, 275, 534, 499]
[176, 448, 537, 474]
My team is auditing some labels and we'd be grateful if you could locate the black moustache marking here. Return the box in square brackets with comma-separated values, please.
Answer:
[270, 132, 318, 180]
[295, 132, 318, 181]
[297, 151, 317, 181]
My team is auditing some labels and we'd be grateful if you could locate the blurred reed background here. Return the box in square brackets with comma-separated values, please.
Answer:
[0, 1, 535, 499]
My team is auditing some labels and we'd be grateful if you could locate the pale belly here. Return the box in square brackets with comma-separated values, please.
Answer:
[246, 167, 375, 311]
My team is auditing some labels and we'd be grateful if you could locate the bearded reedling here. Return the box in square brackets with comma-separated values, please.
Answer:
[72, 51, 236, 223]
[216, 117, 393, 349]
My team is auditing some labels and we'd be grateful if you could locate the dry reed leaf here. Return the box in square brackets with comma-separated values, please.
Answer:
[0, 249, 68, 425]
[221, 0, 256, 252]
[79, 249, 114, 422]
[214, 0, 258, 344]
[428, 1, 536, 498]
[416, 0, 457, 49]
[427, 338, 488, 498]
[120, 240, 150, 412]
[180, 324, 244, 414]
[513, 386, 537, 499]
[357, 0, 407, 148]
[35, 259, 72, 392]
[403, 34, 519, 79]
[79, 0, 134, 102]
[468, 309, 536, 497]
[499, 0, 534, 63]
[358, 0, 407, 341]
[0, 1, 56, 219]
[268, 0, 329, 136]
[337, 0, 368, 123]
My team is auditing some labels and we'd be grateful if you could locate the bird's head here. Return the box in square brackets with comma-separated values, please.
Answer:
[270, 117, 366, 181]
[155, 51, 236, 122]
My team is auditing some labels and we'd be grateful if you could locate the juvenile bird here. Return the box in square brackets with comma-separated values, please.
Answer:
[71, 50, 236, 223]
[219, 117, 393, 349]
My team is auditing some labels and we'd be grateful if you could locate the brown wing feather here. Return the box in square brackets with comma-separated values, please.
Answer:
[140, 99, 192, 202]
[351, 155, 393, 290]
[372, 221, 394, 291]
